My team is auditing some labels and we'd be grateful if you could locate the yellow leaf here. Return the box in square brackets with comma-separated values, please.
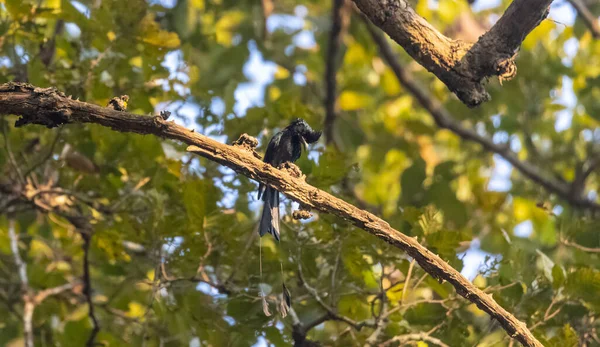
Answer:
[129, 56, 142, 67]
[215, 11, 245, 46]
[29, 239, 53, 258]
[513, 197, 532, 222]
[66, 304, 89, 321]
[344, 42, 368, 66]
[107, 31, 116, 42]
[473, 275, 487, 289]
[189, 65, 200, 84]
[139, 15, 181, 48]
[269, 86, 281, 101]
[381, 68, 401, 96]
[274, 66, 290, 79]
[523, 20, 555, 51]
[339, 91, 372, 111]
[127, 302, 146, 319]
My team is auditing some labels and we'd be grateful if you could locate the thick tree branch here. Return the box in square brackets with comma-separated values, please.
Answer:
[365, 22, 600, 211]
[352, 0, 553, 107]
[0, 82, 541, 347]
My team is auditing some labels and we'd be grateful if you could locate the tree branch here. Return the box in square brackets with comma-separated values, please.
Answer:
[560, 238, 600, 253]
[8, 219, 33, 347]
[380, 332, 450, 347]
[352, 0, 553, 107]
[567, 0, 600, 39]
[297, 260, 377, 331]
[364, 21, 600, 211]
[81, 230, 100, 347]
[0, 82, 542, 347]
[324, 0, 345, 145]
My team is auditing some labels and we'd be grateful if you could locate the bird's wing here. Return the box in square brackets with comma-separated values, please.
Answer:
[263, 131, 282, 165]
[258, 131, 282, 199]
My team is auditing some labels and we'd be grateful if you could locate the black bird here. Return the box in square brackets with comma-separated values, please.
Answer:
[258, 119, 321, 241]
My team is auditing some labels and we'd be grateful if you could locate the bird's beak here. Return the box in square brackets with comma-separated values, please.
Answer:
[301, 136, 308, 151]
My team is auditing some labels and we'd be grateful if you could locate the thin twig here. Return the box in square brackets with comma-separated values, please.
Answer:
[380, 332, 450, 347]
[330, 241, 343, 306]
[2, 121, 26, 184]
[81, 232, 100, 347]
[561, 238, 600, 253]
[35, 282, 76, 303]
[297, 260, 376, 331]
[402, 259, 416, 304]
[23, 127, 62, 177]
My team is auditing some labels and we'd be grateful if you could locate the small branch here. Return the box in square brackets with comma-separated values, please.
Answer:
[352, 0, 553, 107]
[567, 0, 600, 38]
[401, 259, 416, 304]
[323, 0, 345, 145]
[330, 241, 343, 306]
[365, 21, 600, 212]
[81, 231, 100, 347]
[0, 82, 542, 347]
[582, 155, 600, 182]
[9, 219, 33, 347]
[298, 260, 376, 331]
[34, 282, 77, 303]
[160, 262, 232, 295]
[2, 121, 26, 184]
[23, 127, 62, 177]
[560, 239, 600, 253]
[381, 332, 450, 347]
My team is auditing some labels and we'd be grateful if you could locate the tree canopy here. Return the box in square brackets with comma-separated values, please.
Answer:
[1, 0, 600, 346]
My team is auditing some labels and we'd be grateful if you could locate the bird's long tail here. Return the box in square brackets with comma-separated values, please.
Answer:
[259, 187, 280, 241]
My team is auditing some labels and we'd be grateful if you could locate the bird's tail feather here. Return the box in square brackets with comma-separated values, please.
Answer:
[259, 187, 280, 241]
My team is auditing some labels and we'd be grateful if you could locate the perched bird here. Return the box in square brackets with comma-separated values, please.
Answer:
[258, 119, 321, 241]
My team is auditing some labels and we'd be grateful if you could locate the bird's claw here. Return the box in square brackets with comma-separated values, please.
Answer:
[279, 162, 304, 179]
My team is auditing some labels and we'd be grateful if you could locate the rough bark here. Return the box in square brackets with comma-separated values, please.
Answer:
[352, 0, 553, 107]
[0, 82, 542, 347]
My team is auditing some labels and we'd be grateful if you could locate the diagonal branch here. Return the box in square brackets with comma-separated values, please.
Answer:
[0, 82, 541, 347]
[364, 21, 600, 212]
[567, 0, 600, 39]
[352, 0, 553, 107]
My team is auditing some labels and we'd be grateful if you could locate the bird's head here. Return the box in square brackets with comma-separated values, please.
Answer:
[287, 119, 322, 146]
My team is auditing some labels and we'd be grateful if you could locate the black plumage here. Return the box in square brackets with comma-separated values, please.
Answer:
[258, 119, 321, 241]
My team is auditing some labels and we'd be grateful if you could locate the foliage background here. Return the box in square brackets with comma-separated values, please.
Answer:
[1, 0, 599, 345]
